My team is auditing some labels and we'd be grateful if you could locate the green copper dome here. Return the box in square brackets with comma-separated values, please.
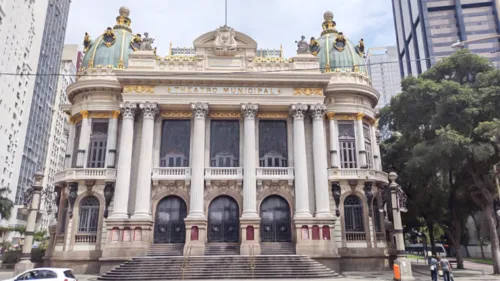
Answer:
[81, 7, 138, 71]
[313, 11, 368, 75]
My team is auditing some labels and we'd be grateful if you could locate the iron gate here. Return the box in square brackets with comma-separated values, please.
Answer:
[208, 196, 239, 242]
[260, 195, 291, 242]
[154, 196, 187, 243]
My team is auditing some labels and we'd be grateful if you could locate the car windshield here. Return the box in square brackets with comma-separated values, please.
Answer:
[64, 270, 76, 278]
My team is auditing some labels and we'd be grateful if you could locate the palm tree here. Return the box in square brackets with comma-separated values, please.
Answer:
[0, 187, 15, 220]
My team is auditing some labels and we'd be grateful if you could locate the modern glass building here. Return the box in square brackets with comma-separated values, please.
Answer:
[15, 0, 71, 206]
[392, 0, 500, 77]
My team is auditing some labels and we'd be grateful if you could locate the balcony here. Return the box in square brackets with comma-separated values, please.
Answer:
[53, 168, 117, 184]
[205, 167, 243, 187]
[152, 167, 191, 186]
[256, 167, 294, 186]
[328, 168, 388, 183]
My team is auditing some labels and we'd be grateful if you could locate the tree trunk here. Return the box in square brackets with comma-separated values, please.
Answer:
[454, 234, 464, 269]
[484, 204, 500, 274]
[428, 221, 437, 255]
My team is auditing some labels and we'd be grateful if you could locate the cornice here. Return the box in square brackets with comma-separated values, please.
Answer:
[67, 79, 123, 103]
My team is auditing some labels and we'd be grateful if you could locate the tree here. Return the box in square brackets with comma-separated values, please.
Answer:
[0, 187, 14, 220]
[380, 49, 500, 273]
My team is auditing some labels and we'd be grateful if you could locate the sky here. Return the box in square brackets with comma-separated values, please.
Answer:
[64, 0, 397, 58]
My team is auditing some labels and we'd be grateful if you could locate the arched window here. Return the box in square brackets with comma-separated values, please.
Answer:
[344, 195, 364, 232]
[373, 198, 382, 233]
[78, 196, 100, 233]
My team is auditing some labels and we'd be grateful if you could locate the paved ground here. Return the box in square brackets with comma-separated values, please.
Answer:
[1, 260, 499, 281]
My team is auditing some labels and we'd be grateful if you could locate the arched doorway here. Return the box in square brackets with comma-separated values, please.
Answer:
[154, 196, 187, 243]
[260, 195, 292, 242]
[208, 196, 239, 242]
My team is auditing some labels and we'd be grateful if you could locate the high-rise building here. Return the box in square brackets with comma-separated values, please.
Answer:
[0, 0, 49, 227]
[13, 0, 71, 222]
[392, 0, 500, 77]
[366, 46, 402, 108]
[37, 45, 79, 232]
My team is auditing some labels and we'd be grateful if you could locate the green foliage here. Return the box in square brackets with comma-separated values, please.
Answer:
[380, 49, 500, 271]
[0, 249, 46, 264]
[0, 187, 14, 220]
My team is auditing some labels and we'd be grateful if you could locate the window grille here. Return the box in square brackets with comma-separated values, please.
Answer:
[344, 195, 364, 232]
[78, 196, 100, 233]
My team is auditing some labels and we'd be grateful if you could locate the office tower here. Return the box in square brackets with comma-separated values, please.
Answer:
[392, 0, 500, 77]
[366, 46, 402, 108]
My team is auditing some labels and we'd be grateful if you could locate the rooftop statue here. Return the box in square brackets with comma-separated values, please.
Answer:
[213, 26, 237, 56]
[83, 32, 91, 53]
[131, 33, 142, 51]
[356, 38, 365, 56]
[309, 37, 320, 56]
[103, 27, 117, 47]
[140, 32, 155, 51]
[321, 11, 337, 35]
[295, 35, 310, 54]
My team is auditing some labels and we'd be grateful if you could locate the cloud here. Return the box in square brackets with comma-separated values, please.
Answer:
[65, 0, 396, 58]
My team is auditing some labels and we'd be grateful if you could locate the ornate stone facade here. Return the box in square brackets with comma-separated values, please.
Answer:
[46, 6, 391, 275]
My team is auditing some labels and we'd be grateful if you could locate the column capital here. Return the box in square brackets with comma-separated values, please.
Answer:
[80, 110, 89, 119]
[139, 102, 159, 119]
[120, 102, 138, 119]
[326, 112, 335, 120]
[356, 112, 365, 120]
[191, 102, 209, 119]
[290, 103, 308, 119]
[309, 104, 327, 120]
[241, 103, 258, 119]
[112, 110, 121, 119]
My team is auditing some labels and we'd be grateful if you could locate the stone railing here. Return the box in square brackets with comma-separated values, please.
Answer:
[53, 168, 117, 184]
[74, 233, 97, 244]
[256, 167, 294, 185]
[152, 167, 192, 185]
[328, 168, 388, 183]
[346, 232, 367, 241]
[55, 235, 65, 244]
[205, 167, 243, 178]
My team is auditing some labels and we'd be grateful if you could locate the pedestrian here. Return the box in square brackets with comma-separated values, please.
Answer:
[440, 256, 452, 281]
[428, 252, 438, 281]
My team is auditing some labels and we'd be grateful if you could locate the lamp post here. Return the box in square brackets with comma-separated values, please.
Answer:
[14, 172, 44, 275]
[389, 172, 414, 280]
[451, 34, 500, 49]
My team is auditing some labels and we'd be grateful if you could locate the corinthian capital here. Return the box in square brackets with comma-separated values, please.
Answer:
[309, 104, 327, 119]
[191, 102, 209, 119]
[139, 102, 159, 119]
[241, 103, 258, 119]
[290, 103, 308, 119]
[120, 102, 138, 119]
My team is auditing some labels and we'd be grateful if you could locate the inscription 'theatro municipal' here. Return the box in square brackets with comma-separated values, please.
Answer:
[167, 86, 283, 95]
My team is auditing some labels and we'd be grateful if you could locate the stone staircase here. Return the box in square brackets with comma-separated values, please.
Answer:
[260, 242, 296, 255]
[98, 255, 340, 280]
[204, 243, 240, 255]
[147, 243, 184, 256]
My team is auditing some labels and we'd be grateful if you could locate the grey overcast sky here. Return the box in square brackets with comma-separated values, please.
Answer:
[64, 0, 396, 58]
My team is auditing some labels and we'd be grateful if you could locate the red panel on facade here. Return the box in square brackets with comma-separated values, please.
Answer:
[246, 226, 254, 240]
[322, 225, 331, 240]
[191, 226, 199, 241]
[312, 225, 320, 240]
[301, 225, 309, 240]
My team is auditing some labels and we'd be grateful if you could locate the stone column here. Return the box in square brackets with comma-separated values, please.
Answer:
[64, 117, 76, 169]
[153, 117, 162, 167]
[241, 103, 258, 218]
[110, 102, 137, 219]
[76, 110, 90, 168]
[290, 104, 311, 218]
[106, 110, 120, 168]
[14, 172, 44, 275]
[187, 102, 208, 219]
[132, 102, 159, 220]
[355, 112, 367, 169]
[310, 104, 332, 217]
[327, 112, 340, 168]
[372, 125, 382, 171]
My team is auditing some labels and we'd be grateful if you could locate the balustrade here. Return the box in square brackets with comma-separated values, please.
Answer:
[74, 233, 97, 244]
[345, 232, 366, 241]
[53, 168, 117, 184]
[328, 168, 388, 183]
[205, 167, 243, 177]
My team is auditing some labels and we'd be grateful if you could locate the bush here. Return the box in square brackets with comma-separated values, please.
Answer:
[1, 249, 46, 264]
[30, 248, 45, 263]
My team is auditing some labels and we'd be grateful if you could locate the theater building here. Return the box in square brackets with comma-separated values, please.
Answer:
[45, 6, 393, 274]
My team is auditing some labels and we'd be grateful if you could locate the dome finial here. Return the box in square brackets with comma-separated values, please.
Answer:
[322, 11, 337, 36]
[115, 6, 132, 32]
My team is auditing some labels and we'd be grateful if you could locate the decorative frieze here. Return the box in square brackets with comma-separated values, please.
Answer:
[90, 112, 113, 119]
[309, 104, 327, 119]
[123, 85, 155, 94]
[290, 104, 309, 119]
[152, 182, 189, 198]
[112, 110, 121, 119]
[210, 112, 241, 119]
[335, 114, 356, 121]
[293, 88, 323, 96]
[160, 111, 193, 119]
[257, 112, 288, 119]
[356, 112, 365, 120]
[241, 103, 258, 119]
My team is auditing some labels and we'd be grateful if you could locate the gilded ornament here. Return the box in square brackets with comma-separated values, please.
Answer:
[163, 55, 197, 62]
[210, 112, 241, 119]
[83, 32, 91, 53]
[123, 85, 155, 94]
[326, 112, 336, 120]
[90, 112, 112, 119]
[103, 27, 117, 48]
[334, 32, 347, 52]
[257, 112, 288, 119]
[293, 88, 323, 96]
[336, 114, 356, 121]
[321, 11, 337, 35]
[112, 110, 121, 119]
[356, 112, 365, 120]
[68, 116, 75, 125]
[80, 110, 90, 119]
[160, 111, 193, 119]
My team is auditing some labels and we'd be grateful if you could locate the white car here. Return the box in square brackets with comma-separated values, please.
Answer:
[3, 267, 77, 281]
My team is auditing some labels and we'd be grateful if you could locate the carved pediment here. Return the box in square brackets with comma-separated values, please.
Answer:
[193, 27, 258, 51]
